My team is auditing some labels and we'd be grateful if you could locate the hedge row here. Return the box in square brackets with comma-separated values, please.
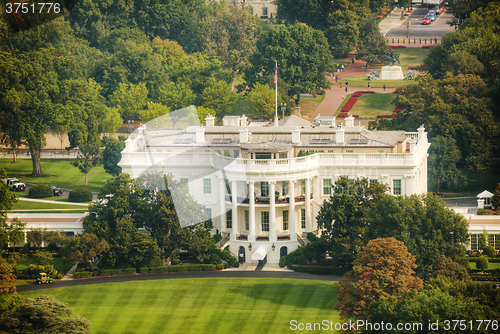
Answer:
[470, 274, 500, 281]
[140, 264, 224, 274]
[469, 258, 500, 263]
[100, 268, 136, 276]
[291, 265, 349, 275]
[75, 271, 92, 279]
[28, 185, 53, 198]
[377, 113, 398, 118]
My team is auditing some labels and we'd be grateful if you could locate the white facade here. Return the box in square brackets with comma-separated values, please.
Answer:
[119, 114, 431, 264]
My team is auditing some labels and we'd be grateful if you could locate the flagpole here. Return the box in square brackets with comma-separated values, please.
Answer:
[275, 61, 278, 127]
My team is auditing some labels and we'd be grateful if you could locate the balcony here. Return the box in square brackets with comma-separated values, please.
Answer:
[226, 194, 312, 205]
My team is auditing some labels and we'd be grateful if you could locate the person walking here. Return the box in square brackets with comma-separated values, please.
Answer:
[368, 82, 370, 88]
[346, 80, 349, 87]
[340, 83, 342, 89]
[383, 84, 386, 92]
[345, 86, 348, 92]
[341, 64, 344, 71]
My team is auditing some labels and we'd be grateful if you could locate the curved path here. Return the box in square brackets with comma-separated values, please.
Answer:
[311, 58, 395, 122]
[17, 271, 341, 293]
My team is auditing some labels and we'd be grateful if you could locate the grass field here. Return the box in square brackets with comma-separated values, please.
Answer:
[299, 95, 326, 120]
[19, 278, 340, 334]
[341, 76, 411, 89]
[10, 200, 89, 211]
[468, 262, 500, 270]
[0, 159, 110, 193]
[16, 256, 74, 274]
[335, 93, 397, 118]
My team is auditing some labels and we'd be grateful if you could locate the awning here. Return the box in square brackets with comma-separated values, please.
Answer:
[251, 245, 268, 261]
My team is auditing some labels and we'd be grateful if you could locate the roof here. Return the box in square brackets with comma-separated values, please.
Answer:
[264, 115, 311, 128]
[240, 142, 292, 152]
[477, 190, 494, 198]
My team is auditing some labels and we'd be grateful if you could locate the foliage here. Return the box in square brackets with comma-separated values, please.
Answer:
[366, 193, 470, 271]
[316, 177, 388, 269]
[61, 233, 110, 265]
[245, 22, 334, 101]
[335, 238, 423, 321]
[0, 295, 91, 333]
[356, 15, 390, 65]
[278, 239, 329, 268]
[101, 136, 126, 176]
[483, 245, 496, 258]
[6, 219, 26, 252]
[28, 185, 53, 199]
[68, 187, 92, 203]
[109, 82, 148, 122]
[423, 255, 470, 281]
[26, 228, 47, 250]
[0, 254, 20, 318]
[32, 251, 53, 266]
[245, 82, 279, 120]
[476, 256, 489, 271]
[158, 81, 196, 114]
[199, 76, 238, 118]
[428, 136, 467, 193]
[372, 73, 499, 170]
[493, 182, 500, 209]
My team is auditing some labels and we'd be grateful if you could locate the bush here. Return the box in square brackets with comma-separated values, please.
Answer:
[483, 245, 496, 258]
[75, 271, 92, 278]
[291, 265, 348, 275]
[28, 185, 53, 199]
[477, 256, 489, 271]
[99, 268, 136, 276]
[213, 233, 222, 243]
[32, 250, 53, 265]
[141, 264, 221, 274]
[68, 187, 92, 202]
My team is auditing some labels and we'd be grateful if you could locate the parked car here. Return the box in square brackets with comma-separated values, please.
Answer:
[421, 17, 431, 25]
[47, 185, 63, 196]
[4, 178, 26, 191]
[427, 10, 436, 21]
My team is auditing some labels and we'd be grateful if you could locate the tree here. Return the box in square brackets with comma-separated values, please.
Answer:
[245, 22, 334, 102]
[140, 102, 171, 124]
[0, 295, 91, 333]
[27, 228, 48, 250]
[478, 228, 488, 249]
[0, 255, 20, 319]
[366, 193, 470, 271]
[32, 250, 53, 266]
[316, 177, 388, 269]
[7, 219, 26, 252]
[101, 136, 126, 176]
[356, 16, 390, 65]
[245, 83, 279, 120]
[335, 237, 423, 321]
[61, 233, 110, 265]
[109, 82, 148, 122]
[199, 76, 238, 118]
[428, 136, 467, 194]
[492, 182, 500, 209]
[423, 255, 470, 281]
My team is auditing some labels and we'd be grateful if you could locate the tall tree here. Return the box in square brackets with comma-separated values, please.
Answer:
[7, 219, 26, 253]
[61, 233, 110, 265]
[316, 177, 388, 269]
[428, 136, 467, 194]
[158, 81, 196, 112]
[199, 77, 238, 118]
[0, 255, 20, 319]
[109, 82, 149, 122]
[335, 237, 423, 321]
[245, 83, 279, 120]
[101, 136, 126, 176]
[245, 22, 334, 102]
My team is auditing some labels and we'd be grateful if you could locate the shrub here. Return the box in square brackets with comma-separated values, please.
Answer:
[32, 250, 53, 265]
[477, 256, 489, 271]
[424, 255, 469, 281]
[28, 185, 53, 199]
[291, 265, 348, 275]
[75, 271, 92, 278]
[213, 233, 222, 243]
[68, 187, 92, 202]
[483, 245, 496, 258]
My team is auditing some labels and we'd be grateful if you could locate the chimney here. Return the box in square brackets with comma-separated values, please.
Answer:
[240, 114, 248, 127]
[239, 128, 250, 143]
[292, 126, 301, 144]
[417, 125, 426, 140]
[335, 126, 345, 144]
[195, 126, 205, 143]
[345, 114, 354, 127]
[205, 113, 215, 127]
[125, 137, 134, 152]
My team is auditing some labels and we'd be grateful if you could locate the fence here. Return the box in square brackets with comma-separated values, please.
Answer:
[386, 38, 441, 44]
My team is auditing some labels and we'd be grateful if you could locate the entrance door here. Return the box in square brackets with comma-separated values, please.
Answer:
[258, 255, 267, 266]
[280, 246, 288, 258]
[238, 246, 246, 263]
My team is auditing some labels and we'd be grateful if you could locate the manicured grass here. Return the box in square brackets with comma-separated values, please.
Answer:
[468, 262, 500, 270]
[16, 256, 74, 275]
[299, 95, 326, 120]
[16, 192, 75, 202]
[0, 159, 110, 193]
[19, 278, 339, 334]
[427, 167, 500, 196]
[335, 93, 397, 119]
[341, 75, 412, 89]
[396, 48, 431, 72]
[10, 210, 89, 214]
[10, 200, 89, 211]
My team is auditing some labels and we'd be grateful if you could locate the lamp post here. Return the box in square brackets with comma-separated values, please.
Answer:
[128, 119, 134, 133]
[280, 103, 286, 119]
[248, 243, 252, 251]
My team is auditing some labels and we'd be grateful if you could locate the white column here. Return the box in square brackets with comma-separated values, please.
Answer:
[269, 181, 277, 242]
[230, 180, 238, 241]
[248, 181, 256, 242]
[289, 180, 297, 241]
[305, 178, 311, 232]
[219, 177, 226, 234]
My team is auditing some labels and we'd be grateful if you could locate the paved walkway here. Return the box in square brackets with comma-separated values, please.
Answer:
[61, 263, 79, 281]
[379, 7, 405, 36]
[311, 59, 395, 121]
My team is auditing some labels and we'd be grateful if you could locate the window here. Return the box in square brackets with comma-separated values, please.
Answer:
[470, 234, 478, 250]
[283, 210, 289, 230]
[226, 181, 231, 195]
[245, 210, 249, 230]
[301, 208, 306, 229]
[282, 181, 288, 196]
[203, 179, 211, 194]
[262, 7, 268, 16]
[393, 180, 401, 195]
[279, 152, 287, 159]
[206, 208, 212, 220]
[345, 150, 353, 153]
[490, 234, 499, 250]
[256, 152, 272, 159]
[378, 150, 384, 153]
[261, 182, 269, 197]
[226, 210, 232, 229]
[323, 179, 332, 195]
[369, 179, 377, 184]
[301, 180, 305, 195]
[180, 178, 188, 190]
[234, 150, 239, 158]
[261, 212, 269, 232]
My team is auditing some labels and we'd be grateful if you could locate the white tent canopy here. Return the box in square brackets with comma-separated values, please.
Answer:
[477, 190, 494, 198]
[251, 245, 268, 261]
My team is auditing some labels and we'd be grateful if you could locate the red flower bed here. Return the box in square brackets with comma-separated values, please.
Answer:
[341, 97, 358, 112]
[277, 236, 290, 240]
[256, 236, 269, 241]
[338, 112, 359, 118]
[237, 235, 248, 240]
[389, 45, 406, 49]
[352, 91, 362, 97]
[422, 45, 434, 49]
[408, 66, 420, 70]
[394, 106, 403, 113]
[377, 113, 398, 118]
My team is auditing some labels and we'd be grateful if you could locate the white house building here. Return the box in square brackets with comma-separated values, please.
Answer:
[118, 113, 431, 264]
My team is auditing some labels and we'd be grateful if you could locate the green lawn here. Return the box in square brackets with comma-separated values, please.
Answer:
[428, 167, 500, 197]
[16, 192, 77, 202]
[15, 256, 74, 275]
[336, 93, 397, 119]
[19, 278, 340, 334]
[342, 75, 412, 89]
[468, 262, 500, 270]
[0, 159, 110, 193]
[396, 48, 431, 72]
[299, 95, 326, 120]
[10, 200, 90, 211]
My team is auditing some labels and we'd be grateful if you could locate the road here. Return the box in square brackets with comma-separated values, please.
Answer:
[16, 271, 341, 293]
[385, 6, 456, 38]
